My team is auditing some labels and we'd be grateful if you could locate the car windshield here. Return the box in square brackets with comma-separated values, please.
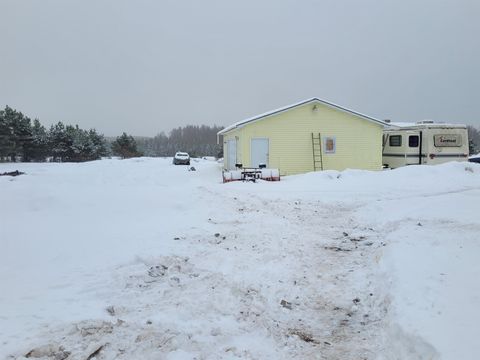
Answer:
[176, 153, 188, 157]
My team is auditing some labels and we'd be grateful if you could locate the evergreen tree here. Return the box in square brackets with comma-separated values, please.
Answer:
[26, 119, 49, 161]
[1, 106, 32, 161]
[111, 132, 142, 159]
[88, 129, 108, 159]
[0, 108, 13, 160]
[63, 125, 85, 162]
[48, 122, 69, 161]
[62, 126, 108, 162]
[69, 126, 90, 162]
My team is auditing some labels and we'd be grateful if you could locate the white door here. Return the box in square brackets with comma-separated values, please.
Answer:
[250, 138, 269, 168]
[227, 139, 236, 170]
[405, 131, 422, 165]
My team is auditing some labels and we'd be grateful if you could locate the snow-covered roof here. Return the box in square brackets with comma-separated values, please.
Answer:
[386, 121, 467, 130]
[217, 98, 387, 135]
[387, 122, 418, 128]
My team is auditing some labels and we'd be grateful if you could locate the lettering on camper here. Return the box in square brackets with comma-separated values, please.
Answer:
[434, 134, 462, 147]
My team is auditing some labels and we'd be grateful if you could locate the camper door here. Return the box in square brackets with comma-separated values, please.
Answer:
[404, 131, 423, 165]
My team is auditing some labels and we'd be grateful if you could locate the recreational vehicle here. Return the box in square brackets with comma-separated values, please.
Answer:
[382, 121, 469, 169]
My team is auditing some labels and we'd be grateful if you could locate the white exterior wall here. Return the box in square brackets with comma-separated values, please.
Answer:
[383, 127, 469, 168]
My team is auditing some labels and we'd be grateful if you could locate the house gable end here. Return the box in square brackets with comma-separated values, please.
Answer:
[218, 98, 386, 135]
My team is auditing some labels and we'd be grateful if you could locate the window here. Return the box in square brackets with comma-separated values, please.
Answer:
[408, 135, 419, 147]
[324, 137, 336, 154]
[389, 135, 402, 147]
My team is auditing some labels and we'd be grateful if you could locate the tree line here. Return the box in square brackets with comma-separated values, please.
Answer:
[135, 124, 224, 158]
[0, 106, 108, 162]
[0, 105, 224, 162]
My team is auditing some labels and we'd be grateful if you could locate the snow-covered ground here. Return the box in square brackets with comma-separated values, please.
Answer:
[1, 159, 479, 359]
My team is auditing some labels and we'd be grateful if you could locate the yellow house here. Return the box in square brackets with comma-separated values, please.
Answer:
[217, 98, 387, 175]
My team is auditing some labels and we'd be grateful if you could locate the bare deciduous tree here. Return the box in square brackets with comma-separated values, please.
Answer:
[136, 125, 224, 158]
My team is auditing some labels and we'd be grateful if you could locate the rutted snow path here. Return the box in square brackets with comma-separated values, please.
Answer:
[33, 202, 386, 359]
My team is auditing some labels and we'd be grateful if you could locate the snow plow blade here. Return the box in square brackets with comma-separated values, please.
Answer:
[222, 168, 280, 183]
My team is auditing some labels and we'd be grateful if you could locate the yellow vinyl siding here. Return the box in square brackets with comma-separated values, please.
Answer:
[222, 101, 383, 175]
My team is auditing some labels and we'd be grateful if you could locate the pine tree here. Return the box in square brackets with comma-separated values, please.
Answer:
[27, 119, 49, 161]
[1, 106, 32, 161]
[88, 129, 108, 160]
[48, 122, 69, 162]
[69, 126, 90, 162]
[111, 132, 142, 159]
[0, 108, 13, 160]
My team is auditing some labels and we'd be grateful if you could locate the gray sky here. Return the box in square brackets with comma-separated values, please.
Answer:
[1, 0, 479, 136]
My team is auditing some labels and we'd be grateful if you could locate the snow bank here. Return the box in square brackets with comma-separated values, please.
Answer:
[1, 159, 479, 359]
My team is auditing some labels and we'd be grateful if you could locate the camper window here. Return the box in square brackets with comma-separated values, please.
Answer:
[389, 135, 402, 147]
[409, 135, 419, 147]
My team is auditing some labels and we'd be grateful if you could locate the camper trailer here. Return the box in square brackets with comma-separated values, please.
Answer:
[382, 121, 469, 169]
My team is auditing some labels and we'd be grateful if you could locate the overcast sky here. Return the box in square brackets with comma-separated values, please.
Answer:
[1, 0, 479, 136]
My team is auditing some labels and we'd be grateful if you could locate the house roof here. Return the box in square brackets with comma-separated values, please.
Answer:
[217, 97, 388, 135]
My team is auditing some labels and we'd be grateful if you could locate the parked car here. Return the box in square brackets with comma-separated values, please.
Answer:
[173, 152, 190, 165]
[469, 156, 480, 164]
